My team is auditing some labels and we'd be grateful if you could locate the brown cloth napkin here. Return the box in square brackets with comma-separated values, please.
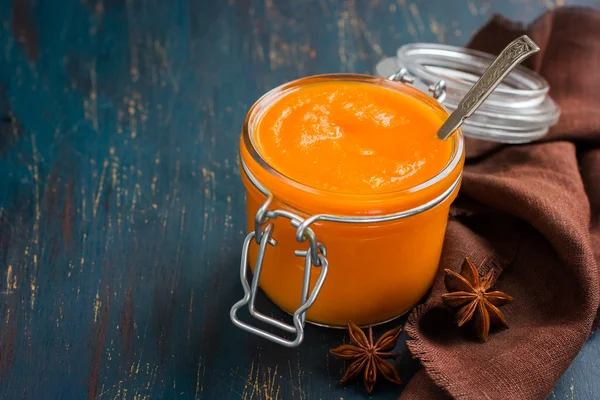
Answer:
[401, 6, 600, 400]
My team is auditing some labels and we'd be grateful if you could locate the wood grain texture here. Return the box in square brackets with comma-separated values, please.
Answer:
[0, 0, 598, 399]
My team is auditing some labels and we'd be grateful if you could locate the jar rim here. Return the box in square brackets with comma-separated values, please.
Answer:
[241, 73, 464, 210]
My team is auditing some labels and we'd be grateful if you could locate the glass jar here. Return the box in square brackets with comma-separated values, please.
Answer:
[231, 74, 464, 347]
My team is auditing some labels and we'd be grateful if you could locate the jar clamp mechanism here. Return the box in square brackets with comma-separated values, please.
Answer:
[229, 160, 330, 348]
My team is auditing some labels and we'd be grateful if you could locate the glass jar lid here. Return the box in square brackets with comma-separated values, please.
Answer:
[375, 43, 560, 143]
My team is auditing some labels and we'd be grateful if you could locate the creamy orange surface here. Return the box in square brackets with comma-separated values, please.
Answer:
[252, 80, 453, 194]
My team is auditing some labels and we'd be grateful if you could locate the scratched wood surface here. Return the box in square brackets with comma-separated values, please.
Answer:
[0, 0, 599, 399]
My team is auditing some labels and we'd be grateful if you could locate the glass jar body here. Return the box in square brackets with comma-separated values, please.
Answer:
[243, 172, 460, 326]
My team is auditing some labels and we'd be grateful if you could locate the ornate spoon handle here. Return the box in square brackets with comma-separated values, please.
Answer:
[436, 35, 540, 140]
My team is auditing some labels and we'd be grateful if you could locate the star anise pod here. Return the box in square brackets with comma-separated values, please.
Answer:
[442, 257, 514, 342]
[330, 321, 402, 393]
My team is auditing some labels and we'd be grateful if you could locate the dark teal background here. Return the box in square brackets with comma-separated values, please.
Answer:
[0, 0, 598, 398]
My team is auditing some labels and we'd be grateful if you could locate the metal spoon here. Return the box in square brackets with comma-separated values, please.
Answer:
[436, 35, 540, 140]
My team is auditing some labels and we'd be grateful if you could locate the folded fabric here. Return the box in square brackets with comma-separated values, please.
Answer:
[400, 6, 600, 400]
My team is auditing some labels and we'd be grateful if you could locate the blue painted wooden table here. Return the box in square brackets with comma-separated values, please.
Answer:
[0, 0, 598, 398]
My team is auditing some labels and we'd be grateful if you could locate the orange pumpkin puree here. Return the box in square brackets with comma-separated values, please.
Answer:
[253, 80, 453, 195]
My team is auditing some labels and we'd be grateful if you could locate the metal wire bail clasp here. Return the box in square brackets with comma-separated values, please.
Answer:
[389, 68, 447, 103]
[230, 193, 329, 348]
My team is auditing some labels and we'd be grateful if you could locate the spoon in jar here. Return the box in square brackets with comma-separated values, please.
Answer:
[436, 35, 540, 140]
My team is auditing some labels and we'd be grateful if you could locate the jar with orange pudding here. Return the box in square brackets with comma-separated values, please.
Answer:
[230, 44, 559, 347]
